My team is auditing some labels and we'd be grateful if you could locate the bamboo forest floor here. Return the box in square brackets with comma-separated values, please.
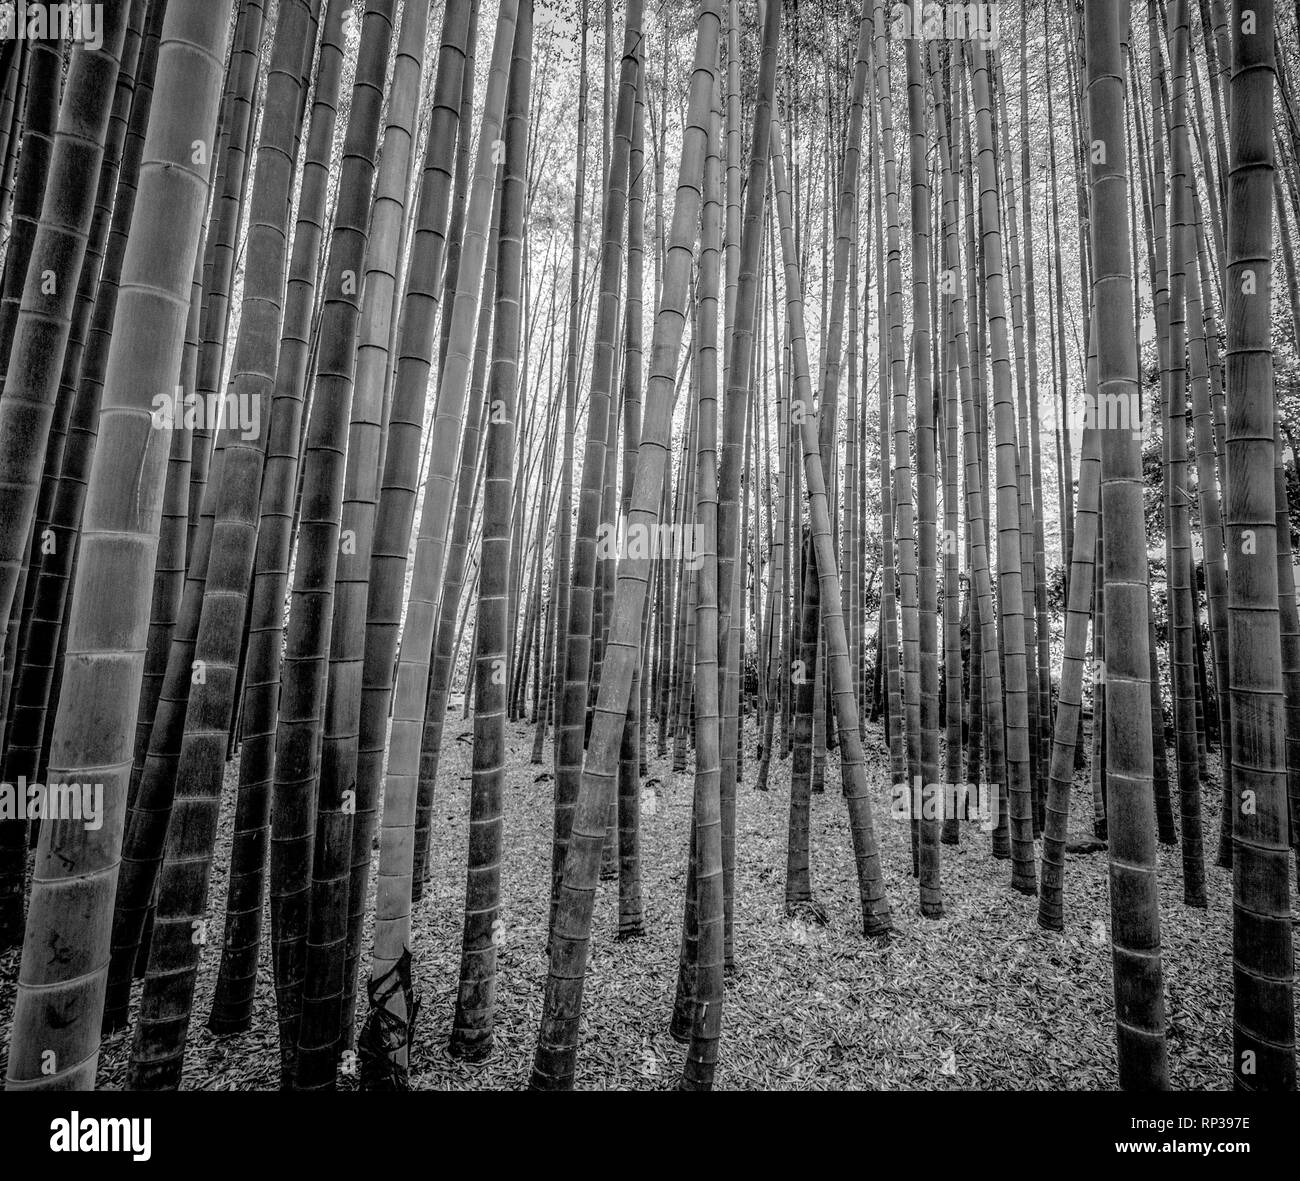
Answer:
[0, 711, 1243, 1090]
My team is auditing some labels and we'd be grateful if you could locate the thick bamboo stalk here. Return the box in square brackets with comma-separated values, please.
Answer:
[4, 0, 233, 1091]
[1084, 0, 1168, 1090]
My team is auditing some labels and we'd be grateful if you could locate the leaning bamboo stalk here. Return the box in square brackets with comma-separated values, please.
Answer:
[363, 0, 518, 1087]
[0, 6, 129, 762]
[549, 0, 643, 930]
[969, 40, 1035, 894]
[295, 0, 427, 1091]
[124, 0, 329, 1093]
[5, 0, 232, 1092]
[210, 0, 348, 1037]
[771, 120, 892, 936]
[449, 0, 532, 1063]
[530, 0, 721, 1089]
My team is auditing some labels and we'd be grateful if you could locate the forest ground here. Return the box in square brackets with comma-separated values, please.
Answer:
[0, 708, 1240, 1090]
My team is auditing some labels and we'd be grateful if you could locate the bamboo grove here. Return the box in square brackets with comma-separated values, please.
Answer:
[0, 0, 1296, 1094]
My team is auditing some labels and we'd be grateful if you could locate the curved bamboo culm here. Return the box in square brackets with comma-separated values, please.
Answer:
[0, 41, 24, 251]
[1038, 421, 1101, 932]
[4, 0, 233, 1091]
[1165, 0, 1207, 906]
[210, 0, 346, 1038]
[449, 0, 532, 1062]
[0, 0, 150, 948]
[186, 0, 267, 561]
[816, 7, 871, 507]
[296, 0, 427, 1093]
[771, 122, 892, 940]
[124, 0, 322, 1093]
[1044, 24, 1075, 645]
[0, 8, 128, 763]
[1222, 0, 1295, 1093]
[6, 0, 165, 981]
[135, 256, 197, 886]
[265, 0, 399, 1090]
[0, 27, 44, 730]
[1083, 0, 1168, 1092]
[436, 0, 480, 388]
[102, 0, 266, 1033]
[413, 215, 497, 897]
[794, 5, 873, 829]
[106, 0, 178, 792]
[362, 0, 518, 1089]
[2, 0, 146, 796]
[413, 230, 495, 899]
[969, 41, 1035, 895]
[530, 0, 721, 1090]
[670, 6, 754, 1024]
[341, 0, 473, 1045]
[548, 0, 643, 935]
[0, 34, 59, 395]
